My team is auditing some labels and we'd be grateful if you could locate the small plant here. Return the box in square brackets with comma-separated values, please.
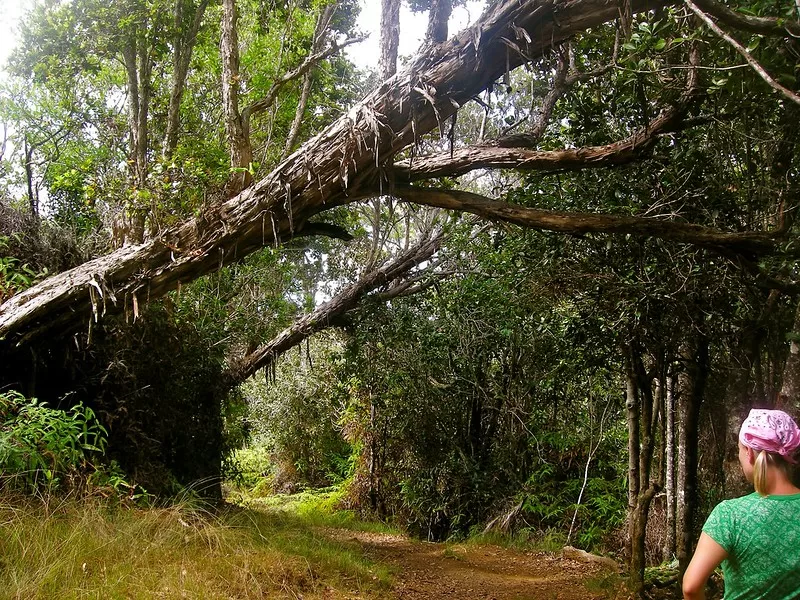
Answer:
[0, 390, 108, 492]
[0, 234, 48, 302]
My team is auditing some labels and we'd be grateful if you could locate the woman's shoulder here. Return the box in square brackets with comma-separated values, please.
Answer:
[712, 491, 800, 521]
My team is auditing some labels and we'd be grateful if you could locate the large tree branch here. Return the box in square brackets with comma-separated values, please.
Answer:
[0, 0, 670, 349]
[224, 231, 443, 385]
[393, 186, 784, 258]
[394, 101, 690, 180]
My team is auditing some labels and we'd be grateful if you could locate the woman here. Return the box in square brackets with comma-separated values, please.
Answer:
[683, 409, 800, 600]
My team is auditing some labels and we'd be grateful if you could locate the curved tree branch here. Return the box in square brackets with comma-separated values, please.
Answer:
[242, 35, 367, 132]
[397, 41, 701, 181]
[223, 230, 444, 385]
[393, 185, 784, 258]
[394, 100, 692, 181]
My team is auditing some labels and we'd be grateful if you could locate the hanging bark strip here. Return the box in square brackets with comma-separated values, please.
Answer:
[0, 0, 669, 350]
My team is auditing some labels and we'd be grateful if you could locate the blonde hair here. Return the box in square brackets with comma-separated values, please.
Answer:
[753, 450, 792, 496]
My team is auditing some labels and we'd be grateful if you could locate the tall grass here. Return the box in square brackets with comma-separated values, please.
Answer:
[0, 494, 394, 599]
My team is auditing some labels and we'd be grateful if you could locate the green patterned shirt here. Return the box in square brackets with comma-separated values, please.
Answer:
[703, 492, 800, 599]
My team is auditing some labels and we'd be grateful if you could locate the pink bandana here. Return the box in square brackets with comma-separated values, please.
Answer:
[739, 409, 800, 463]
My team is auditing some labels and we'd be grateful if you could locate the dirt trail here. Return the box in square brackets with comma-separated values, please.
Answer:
[320, 529, 626, 600]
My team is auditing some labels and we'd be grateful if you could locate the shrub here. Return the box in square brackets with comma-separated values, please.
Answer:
[0, 390, 108, 492]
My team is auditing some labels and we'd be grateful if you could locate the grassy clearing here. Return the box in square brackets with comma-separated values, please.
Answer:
[0, 492, 394, 599]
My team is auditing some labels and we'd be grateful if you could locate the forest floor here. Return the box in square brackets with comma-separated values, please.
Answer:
[316, 526, 627, 600]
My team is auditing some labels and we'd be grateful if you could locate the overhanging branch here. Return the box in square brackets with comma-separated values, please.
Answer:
[393, 186, 784, 258]
[687, 0, 800, 107]
[0, 0, 677, 349]
[394, 107, 688, 181]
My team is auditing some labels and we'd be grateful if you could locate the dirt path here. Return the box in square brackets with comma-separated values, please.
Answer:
[320, 529, 626, 600]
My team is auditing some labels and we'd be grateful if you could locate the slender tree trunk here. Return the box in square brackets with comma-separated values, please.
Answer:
[282, 6, 333, 160]
[777, 300, 800, 414]
[677, 336, 708, 576]
[121, 20, 154, 244]
[368, 394, 379, 511]
[663, 374, 676, 562]
[625, 351, 640, 560]
[626, 340, 660, 596]
[164, 0, 210, 159]
[221, 0, 253, 195]
[24, 138, 38, 216]
[427, 0, 453, 43]
[380, 0, 401, 79]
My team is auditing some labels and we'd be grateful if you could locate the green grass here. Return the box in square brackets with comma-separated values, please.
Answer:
[241, 487, 400, 534]
[464, 526, 568, 553]
[0, 492, 395, 599]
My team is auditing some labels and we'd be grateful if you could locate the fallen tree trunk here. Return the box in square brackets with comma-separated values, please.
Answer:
[0, 0, 670, 351]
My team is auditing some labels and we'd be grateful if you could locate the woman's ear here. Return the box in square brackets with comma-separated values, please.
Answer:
[747, 447, 756, 464]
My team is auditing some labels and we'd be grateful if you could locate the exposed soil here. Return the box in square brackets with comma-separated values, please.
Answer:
[319, 528, 628, 600]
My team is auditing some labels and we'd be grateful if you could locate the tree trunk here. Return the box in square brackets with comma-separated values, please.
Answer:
[777, 300, 800, 414]
[626, 340, 661, 596]
[221, 0, 253, 195]
[121, 19, 154, 245]
[427, 0, 453, 43]
[677, 336, 709, 576]
[164, 0, 210, 159]
[282, 6, 334, 160]
[663, 374, 676, 562]
[24, 138, 38, 216]
[0, 0, 673, 355]
[380, 0, 401, 79]
[625, 351, 640, 561]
